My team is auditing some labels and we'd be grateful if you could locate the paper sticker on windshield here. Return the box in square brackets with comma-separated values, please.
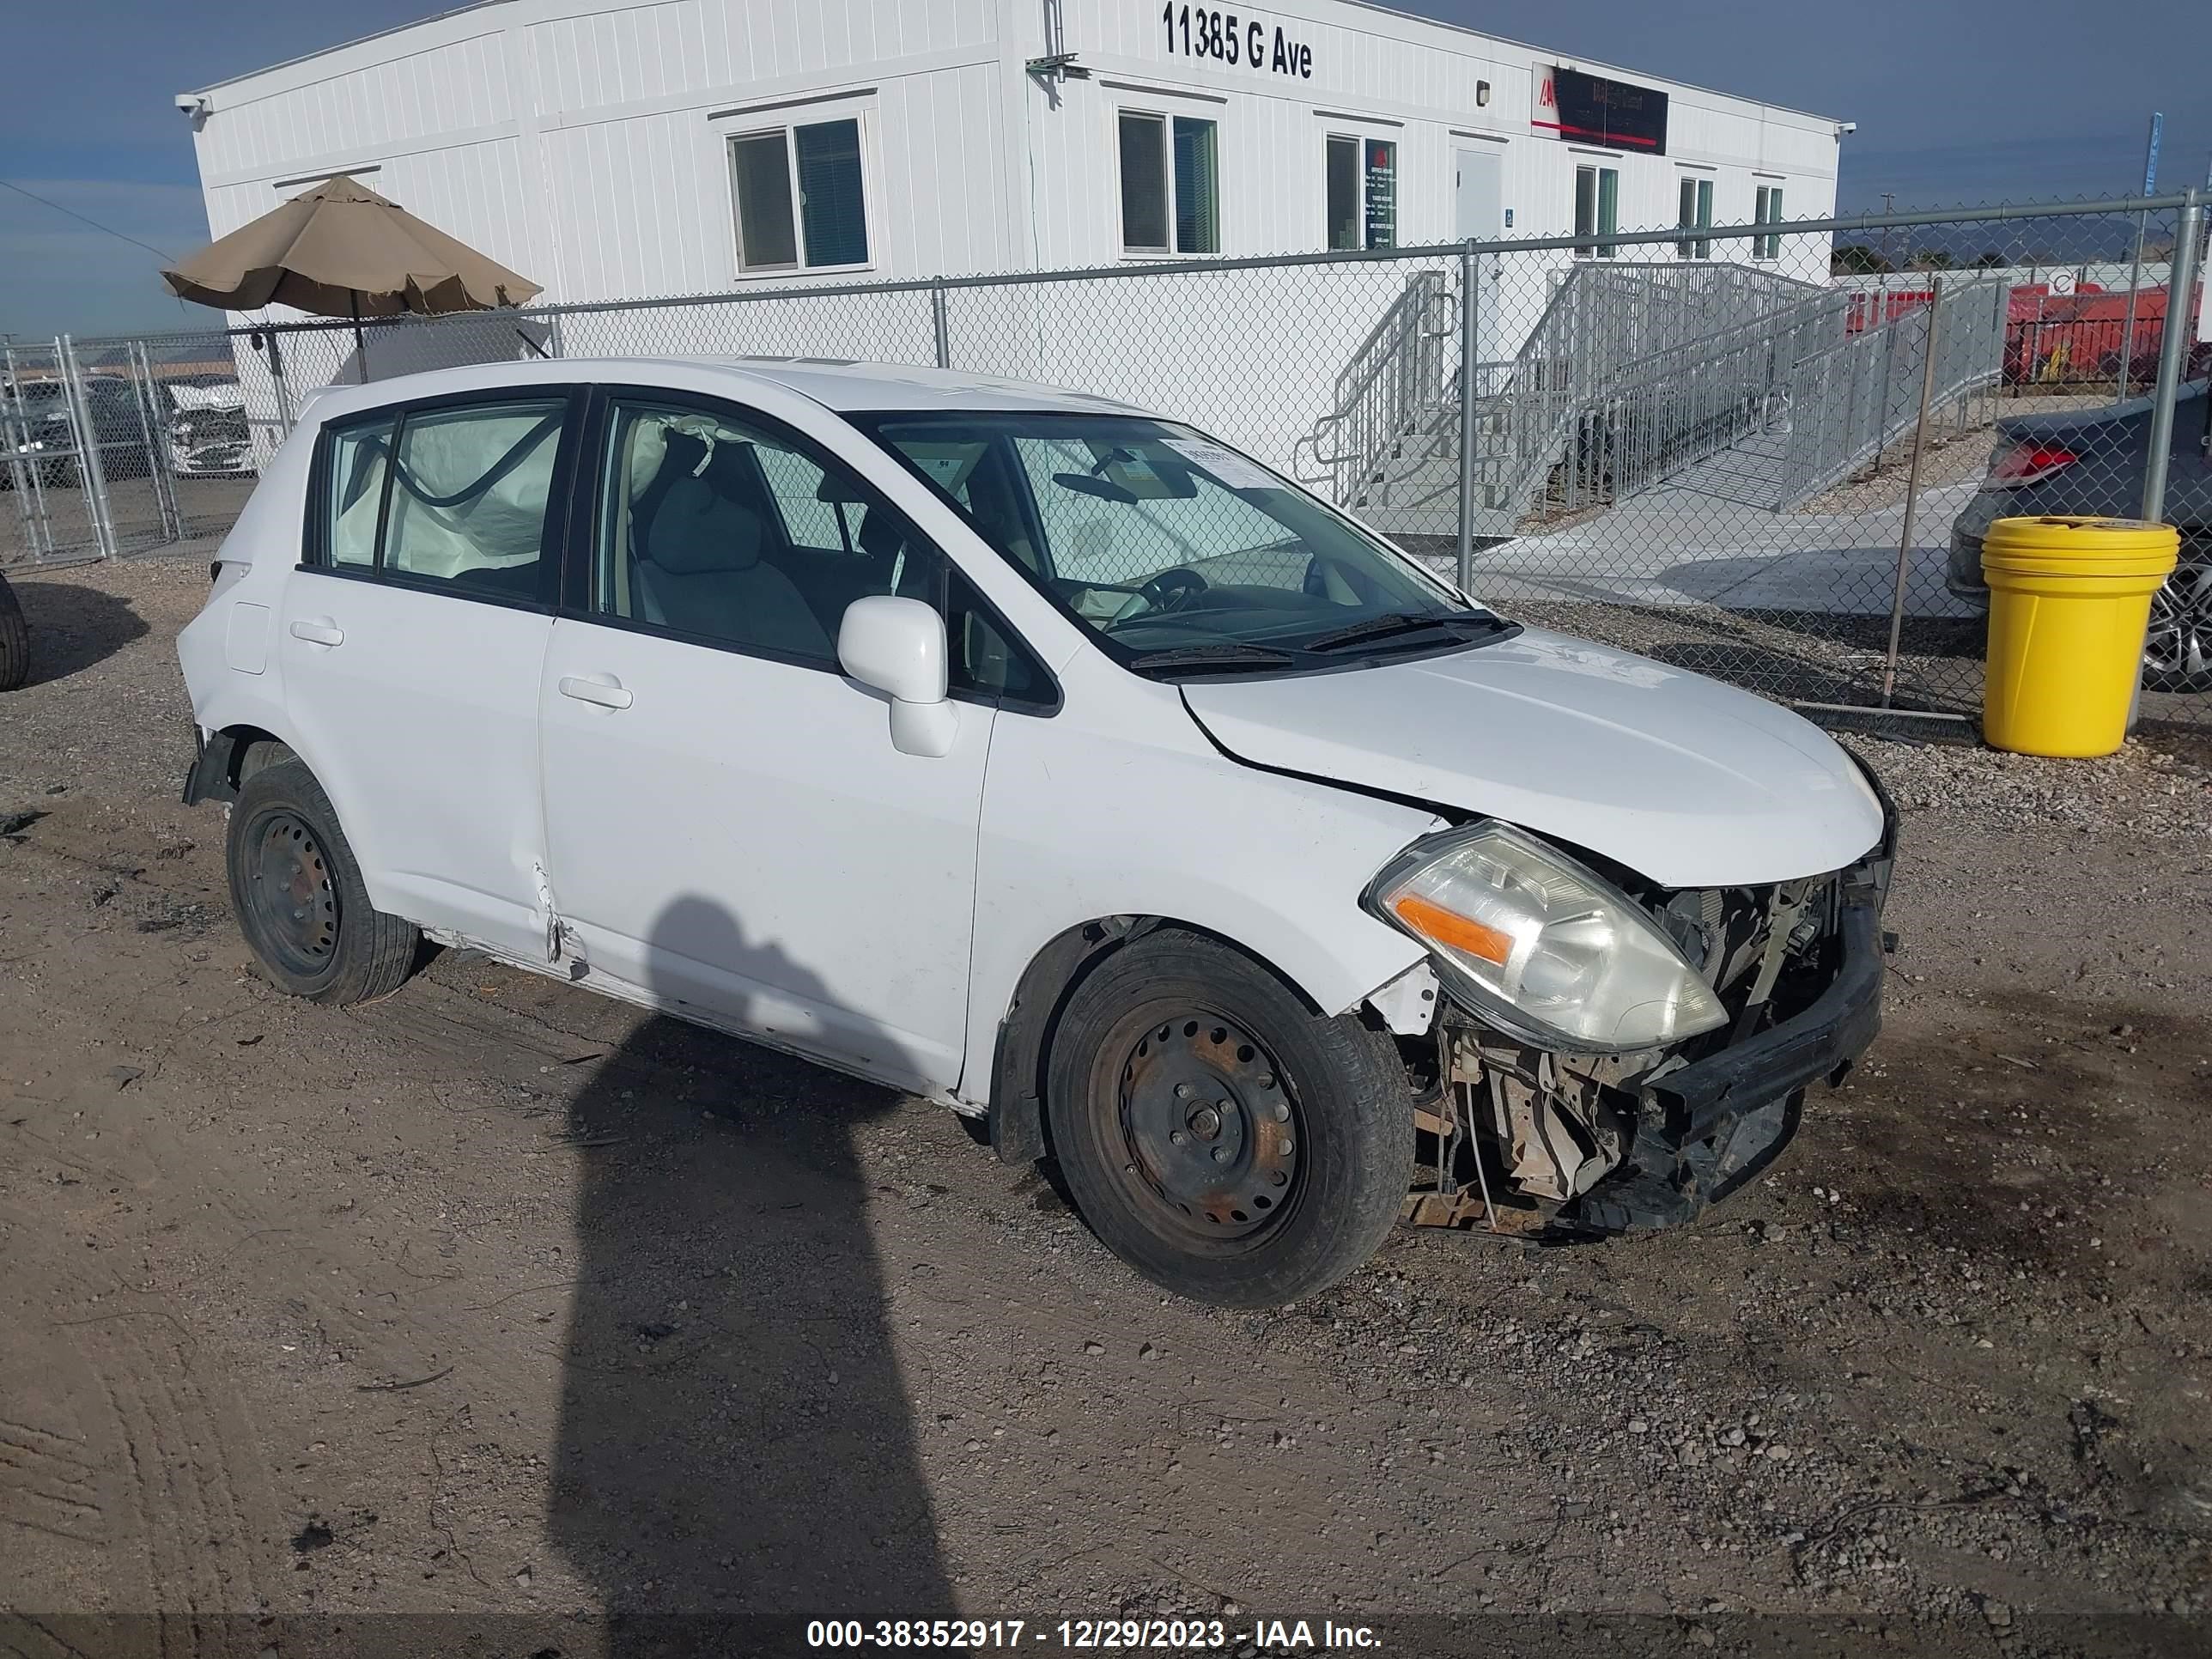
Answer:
[1161, 437, 1283, 492]
[899, 442, 985, 493]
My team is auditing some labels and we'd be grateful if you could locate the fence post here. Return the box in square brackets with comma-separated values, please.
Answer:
[130, 342, 183, 544]
[1456, 242, 1479, 595]
[58, 337, 116, 561]
[2142, 189, 2202, 523]
[1881, 276, 1942, 708]
[1, 346, 43, 561]
[1875, 301, 1897, 442]
[264, 330, 295, 437]
[931, 279, 951, 370]
[2118, 206, 2148, 402]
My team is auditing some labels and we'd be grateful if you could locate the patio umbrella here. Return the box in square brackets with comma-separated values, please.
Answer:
[161, 175, 542, 378]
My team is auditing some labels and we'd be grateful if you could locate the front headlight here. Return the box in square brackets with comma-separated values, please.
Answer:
[1365, 823, 1727, 1053]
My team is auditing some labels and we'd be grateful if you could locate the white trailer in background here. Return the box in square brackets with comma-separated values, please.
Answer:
[180, 0, 1845, 494]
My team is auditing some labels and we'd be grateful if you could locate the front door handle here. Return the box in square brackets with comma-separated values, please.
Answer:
[289, 618, 344, 647]
[558, 674, 634, 710]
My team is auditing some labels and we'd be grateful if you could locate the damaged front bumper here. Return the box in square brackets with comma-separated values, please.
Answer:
[1559, 865, 1886, 1233]
[1409, 787, 1895, 1240]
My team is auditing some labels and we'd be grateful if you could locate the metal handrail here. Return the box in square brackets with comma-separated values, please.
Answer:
[1290, 270, 1456, 496]
[1775, 276, 2011, 509]
[1474, 261, 1840, 524]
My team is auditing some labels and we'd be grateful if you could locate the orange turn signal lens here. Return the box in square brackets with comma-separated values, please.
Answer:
[1390, 893, 1514, 965]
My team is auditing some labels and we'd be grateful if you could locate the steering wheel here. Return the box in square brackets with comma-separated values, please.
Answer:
[1137, 568, 1208, 615]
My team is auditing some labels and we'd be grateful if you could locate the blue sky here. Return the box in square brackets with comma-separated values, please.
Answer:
[2, 0, 2205, 337]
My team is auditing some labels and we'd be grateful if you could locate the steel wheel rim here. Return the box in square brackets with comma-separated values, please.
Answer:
[1105, 1010, 1302, 1247]
[248, 811, 338, 977]
[2146, 562, 2212, 683]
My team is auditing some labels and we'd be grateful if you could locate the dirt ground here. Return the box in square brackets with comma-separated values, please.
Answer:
[1, 558, 2209, 1659]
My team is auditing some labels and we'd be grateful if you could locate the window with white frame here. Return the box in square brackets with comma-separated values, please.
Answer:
[1326, 135, 1397, 252]
[1754, 184, 1784, 261]
[1675, 175, 1713, 259]
[728, 116, 870, 274]
[1119, 111, 1219, 256]
[1573, 164, 1618, 259]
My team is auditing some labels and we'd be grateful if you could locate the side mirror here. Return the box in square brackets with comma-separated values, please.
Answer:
[837, 595, 958, 757]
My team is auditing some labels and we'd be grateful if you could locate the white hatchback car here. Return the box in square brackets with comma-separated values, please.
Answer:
[179, 357, 1894, 1306]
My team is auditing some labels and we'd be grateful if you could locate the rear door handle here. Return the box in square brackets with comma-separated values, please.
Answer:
[558, 674, 634, 710]
[289, 618, 344, 647]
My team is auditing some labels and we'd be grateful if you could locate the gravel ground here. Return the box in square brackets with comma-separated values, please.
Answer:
[0, 557, 2209, 1659]
[1843, 733, 2212, 840]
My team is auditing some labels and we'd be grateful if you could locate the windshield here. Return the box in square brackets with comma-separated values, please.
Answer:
[856, 412, 1512, 676]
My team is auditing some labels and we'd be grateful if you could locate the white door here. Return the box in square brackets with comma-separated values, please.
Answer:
[536, 394, 1012, 1093]
[277, 392, 578, 959]
[1454, 146, 1505, 365]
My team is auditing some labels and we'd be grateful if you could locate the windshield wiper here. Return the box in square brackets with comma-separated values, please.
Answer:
[1297, 608, 1512, 653]
[1126, 642, 1298, 674]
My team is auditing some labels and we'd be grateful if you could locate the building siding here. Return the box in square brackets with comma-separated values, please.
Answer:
[184, 0, 1841, 472]
[189, 0, 1838, 301]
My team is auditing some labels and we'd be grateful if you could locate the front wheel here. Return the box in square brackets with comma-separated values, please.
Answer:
[1044, 929, 1414, 1307]
[226, 759, 418, 1005]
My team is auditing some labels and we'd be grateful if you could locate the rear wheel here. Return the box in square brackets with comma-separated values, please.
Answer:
[226, 760, 416, 1005]
[2144, 559, 2212, 694]
[1043, 930, 1413, 1307]
[0, 574, 27, 692]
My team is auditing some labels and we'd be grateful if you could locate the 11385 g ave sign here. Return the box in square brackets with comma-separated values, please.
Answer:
[1160, 3, 1316, 77]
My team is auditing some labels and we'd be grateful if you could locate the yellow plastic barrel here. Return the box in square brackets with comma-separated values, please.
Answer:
[1980, 516, 2179, 757]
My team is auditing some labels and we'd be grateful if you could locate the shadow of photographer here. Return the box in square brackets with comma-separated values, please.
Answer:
[546, 894, 957, 1653]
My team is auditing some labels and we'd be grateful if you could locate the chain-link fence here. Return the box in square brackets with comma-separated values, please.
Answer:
[3, 333, 256, 567]
[7, 192, 2206, 725]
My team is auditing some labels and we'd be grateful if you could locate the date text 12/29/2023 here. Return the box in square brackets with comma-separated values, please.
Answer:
[805, 1619, 1382, 1650]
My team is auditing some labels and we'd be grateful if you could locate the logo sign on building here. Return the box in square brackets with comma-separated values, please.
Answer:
[1532, 65, 1668, 155]
[2047, 269, 2076, 297]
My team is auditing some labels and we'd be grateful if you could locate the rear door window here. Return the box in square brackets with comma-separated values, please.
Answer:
[383, 401, 567, 594]
[314, 397, 570, 602]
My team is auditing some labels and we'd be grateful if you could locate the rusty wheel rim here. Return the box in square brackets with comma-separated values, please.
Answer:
[248, 811, 338, 978]
[1109, 1012, 1301, 1245]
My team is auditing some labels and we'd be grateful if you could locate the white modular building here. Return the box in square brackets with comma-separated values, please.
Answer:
[182, 0, 1842, 303]
[179, 0, 1848, 517]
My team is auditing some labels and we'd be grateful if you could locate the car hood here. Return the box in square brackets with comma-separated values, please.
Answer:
[1180, 627, 1887, 889]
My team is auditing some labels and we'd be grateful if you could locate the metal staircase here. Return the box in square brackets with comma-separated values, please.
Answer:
[1293, 261, 1863, 539]
[1287, 270, 1463, 518]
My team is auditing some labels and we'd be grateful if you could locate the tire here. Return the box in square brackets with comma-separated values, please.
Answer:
[2143, 559, 2212, 695]
[0, 574, 27, 693]
[1043, 928, 1414, 1308]
[225, 760, 417, 1005]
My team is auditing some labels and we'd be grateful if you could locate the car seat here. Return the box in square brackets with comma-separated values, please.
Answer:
[631, 450, 831, 659]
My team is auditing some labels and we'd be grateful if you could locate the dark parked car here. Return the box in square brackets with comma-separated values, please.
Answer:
[1948, 380, 2210, 692]
[2, 376, 161, 491]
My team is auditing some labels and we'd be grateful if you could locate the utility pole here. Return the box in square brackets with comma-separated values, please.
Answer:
[1881, 192, 1895, 269]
